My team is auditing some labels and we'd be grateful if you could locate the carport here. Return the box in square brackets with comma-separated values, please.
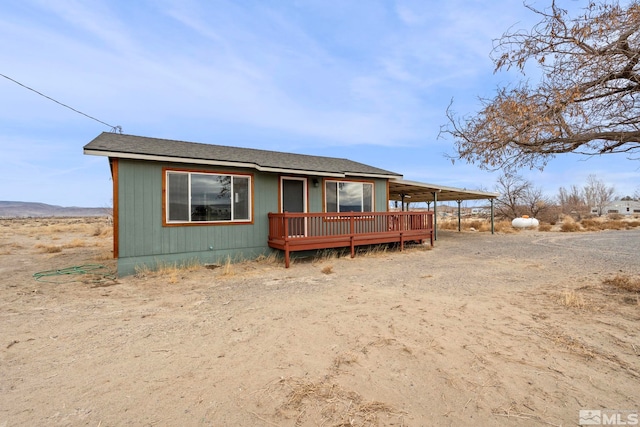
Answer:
[388, 179, 499, 240]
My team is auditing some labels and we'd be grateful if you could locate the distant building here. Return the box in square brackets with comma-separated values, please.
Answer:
[591, 200, 640, 216]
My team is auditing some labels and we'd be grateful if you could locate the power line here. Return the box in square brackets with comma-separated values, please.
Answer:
[1, 72, 122, 133]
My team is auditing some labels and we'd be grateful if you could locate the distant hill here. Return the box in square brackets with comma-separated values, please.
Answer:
[0, 201, 111, 218]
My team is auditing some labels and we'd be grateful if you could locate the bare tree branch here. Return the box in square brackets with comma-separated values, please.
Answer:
[443, 1, 640, 172]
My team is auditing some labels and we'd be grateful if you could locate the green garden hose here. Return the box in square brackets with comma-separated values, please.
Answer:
[33, 264, 116, 283]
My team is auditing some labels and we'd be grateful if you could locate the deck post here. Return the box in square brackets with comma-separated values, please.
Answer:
[350, 214, 355, 257]
[457, 200, 462, 232]
[400, 214, 404, 251]
[284, 246, 290, 268]
[490, 199, 495, 234]
[430, 212, 434, 246]
[432, 192, 438, 241]
[283, 213, 290, 267]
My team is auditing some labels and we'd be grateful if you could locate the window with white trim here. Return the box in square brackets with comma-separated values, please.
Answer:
[325, 181, 373, 212]
[166, 170, 251, 223]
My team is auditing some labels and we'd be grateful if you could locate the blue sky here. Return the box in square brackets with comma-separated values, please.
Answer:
[2, 0, 638, 207]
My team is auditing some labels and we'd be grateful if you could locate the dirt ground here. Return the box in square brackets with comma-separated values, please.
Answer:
[1, 217, 639, 426]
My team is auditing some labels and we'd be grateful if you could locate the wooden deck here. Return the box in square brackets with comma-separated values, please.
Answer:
[268, 211, 434, 267]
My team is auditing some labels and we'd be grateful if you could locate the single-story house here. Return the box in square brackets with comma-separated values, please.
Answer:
[592, 200, 640, 216]
[84, 132, 496, 275]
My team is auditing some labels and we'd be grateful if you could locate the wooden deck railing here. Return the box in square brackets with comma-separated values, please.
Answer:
[268, 211, 434, 267]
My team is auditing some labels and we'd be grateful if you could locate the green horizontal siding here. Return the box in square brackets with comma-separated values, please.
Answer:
[116, 160, 278, 276]
[115, 160, 390, 276]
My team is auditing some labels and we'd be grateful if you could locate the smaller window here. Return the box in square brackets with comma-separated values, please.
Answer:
[325, 180, 374, 212]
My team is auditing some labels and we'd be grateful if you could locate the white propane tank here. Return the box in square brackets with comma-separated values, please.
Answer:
[512, 215, 539, 228]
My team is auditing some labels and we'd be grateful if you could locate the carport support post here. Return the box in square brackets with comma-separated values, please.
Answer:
[432, 191, 438, 241]
[457, 200, 462, 232]
[490, 198, 495, 234]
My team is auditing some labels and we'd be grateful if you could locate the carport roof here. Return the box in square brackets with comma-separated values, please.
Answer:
[389, 179, 499, 203]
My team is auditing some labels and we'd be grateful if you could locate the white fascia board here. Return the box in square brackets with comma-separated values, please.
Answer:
[84, 149, 347, 177]
[257, 166, 345, 177]
[390, 178, 499, 198]
[84, 149, 257, 169]
[347, 172, 403, 180]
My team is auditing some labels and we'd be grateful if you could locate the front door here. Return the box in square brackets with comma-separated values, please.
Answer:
[281, 177, 307, 236]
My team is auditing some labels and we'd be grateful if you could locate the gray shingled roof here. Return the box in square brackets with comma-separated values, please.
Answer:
[84, 132, 402, 178]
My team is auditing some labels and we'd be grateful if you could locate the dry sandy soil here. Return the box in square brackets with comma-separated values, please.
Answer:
[1, 217, 639, 426]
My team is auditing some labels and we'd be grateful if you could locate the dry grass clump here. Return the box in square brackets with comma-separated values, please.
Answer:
[34, 222, 91, 236]
[537, 223, 552, 232]
[204, 254, 250, 276]
[1, 242, 25, 255]
[537, 328, 597, 360]
[321, 265, 334, 274]
[494, 220, 517, 233]
[580, 217, 637, 231]
[34, 243, 63, 253]
[221, 255, 234, 276]
[476, 221, 493, 232]
[19, 217, 113, 239]
[333, 351, 359, 370]
[559, 289, 586, 309]
[560, 216, 581, 232]
[603, 274, 640, 293]
[63, 238, 86, 248]
[467, 219, 484, 230]
[437, 220, 458, 231]
[134, 259, 201, 280]
[439, 218, 502, 232]
[314, 248, 340, 262]
[267, 376, 401, 426]
[134, 264, 151, 277]
[579, 218, 602, 231]
[93, 250, 114, 261]
[255, 252, 281, 265]
[602, 220, 625, 230]
[359, 244, 389, 256]
[438, 215, 639, 233]
[93, 224, 113, 237]
[439, 219, 483, 231]
[161, 264, 196, 284]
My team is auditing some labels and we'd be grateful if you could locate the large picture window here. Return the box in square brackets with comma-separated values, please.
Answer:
[325, 181, 373, 212]
[166, 170, 251, 223]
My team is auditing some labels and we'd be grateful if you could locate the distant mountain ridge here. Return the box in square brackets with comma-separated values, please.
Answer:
[0, 201, 110, 218]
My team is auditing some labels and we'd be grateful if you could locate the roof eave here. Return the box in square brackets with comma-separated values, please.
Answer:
[84, 149, 399, 179]
[346, 172, 403, 180]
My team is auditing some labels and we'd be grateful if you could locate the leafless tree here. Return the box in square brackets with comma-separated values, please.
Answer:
[443, 1, 640, 172]
[557, 185, 588, 216]
[522, 185, 554, 218]
[494, 173, 530, 219]
[584, 174, 616, 215]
